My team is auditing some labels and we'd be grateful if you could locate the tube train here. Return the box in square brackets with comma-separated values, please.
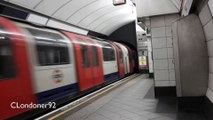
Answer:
[0, 16, 136, 119]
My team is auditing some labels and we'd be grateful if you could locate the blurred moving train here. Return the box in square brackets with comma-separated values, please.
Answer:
[0, 16, 135, 119]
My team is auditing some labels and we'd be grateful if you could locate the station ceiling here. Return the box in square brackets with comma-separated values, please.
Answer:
[135, 0, 181, 17]
[4, 0, 136, 35]
[135, 0, 195, 17]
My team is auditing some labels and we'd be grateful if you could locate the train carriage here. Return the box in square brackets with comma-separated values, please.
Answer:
[0, 16, 135, 119]
[97, 40, 119, 83]
[114, 42, 130, 75]
[0, 16, 36, 119]
[19, 23, 78, 103]
[110, 41, 125, 78]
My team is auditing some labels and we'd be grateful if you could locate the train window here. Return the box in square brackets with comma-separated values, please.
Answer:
[75, 37, 90, 68]
[92, 46, 99, 66]
[59, 46, 70, 64]
[81, 45, 90, 68]
[37, 46, 59, 65]
[27, 28, 70, 66]
[37, 44, 69, 66]
[0, 33, 15, 79]
[102, 44, 115, 61]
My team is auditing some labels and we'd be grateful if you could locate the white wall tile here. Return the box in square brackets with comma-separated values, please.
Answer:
[155, 81, 170, 87]
[209, 73, 213, 90]
[210, 57, 213, 73]
[169, 70, 175, 81]
[154, 70, 169, 80]
[207, 40, 213, 57]
[206, 88, 213, 103]
[151, 27, 166, 38]
[166, 26, 172, 37]
[154, 59, 168, 69]
[167, 37, 173, 47]
[145, 19, 151, 26]
[168, 48, 174, 58]
[170, 81, 176, 86]
[151, 16, 165, 28]
[152, 37, 167, 48]
[153, 48, 167, 59]
[204, 20, 213, 41]
[151, 14, 179, 87]
[199, 4, 212, 26]
[165, 14, 179, 26]
[208, 0, 213, 17]
[171, 22, 177, 35]
[168, 59, 175, 69]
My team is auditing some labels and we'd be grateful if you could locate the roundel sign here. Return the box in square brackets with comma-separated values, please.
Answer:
[52, 69, 63, 83]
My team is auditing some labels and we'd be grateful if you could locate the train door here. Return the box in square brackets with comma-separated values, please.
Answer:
[123, 46, 130, 74]
[63, 32, 104, 91]
[76, 36, 94, 90]
[125, 45, 134, 73]
[111, 42, 125, 78]
[0, 17, 35, 119]
[87, 39, 104, 86]
[63, 32, 93, 91]
[125, 57, 129, 74]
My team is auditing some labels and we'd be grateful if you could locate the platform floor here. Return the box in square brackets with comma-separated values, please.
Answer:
[56, 74, 206, 120]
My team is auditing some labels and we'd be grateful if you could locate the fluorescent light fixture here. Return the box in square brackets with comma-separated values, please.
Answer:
[113, 0, 126, 5]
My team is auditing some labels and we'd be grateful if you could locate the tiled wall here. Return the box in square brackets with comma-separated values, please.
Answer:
[199, 1, 213, 103]
[150, 14, 179, 87]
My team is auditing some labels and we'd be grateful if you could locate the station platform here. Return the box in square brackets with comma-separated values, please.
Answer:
[39, 74, 206, 120]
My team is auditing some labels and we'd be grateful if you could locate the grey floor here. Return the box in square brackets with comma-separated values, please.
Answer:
[61, 74, 206, 120]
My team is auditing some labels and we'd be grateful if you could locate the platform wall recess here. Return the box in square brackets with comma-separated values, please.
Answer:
[172, 14, 208, 97]
[199, 0, 213, 103]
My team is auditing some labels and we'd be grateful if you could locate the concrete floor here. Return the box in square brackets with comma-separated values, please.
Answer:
[59, 74, 206, 120]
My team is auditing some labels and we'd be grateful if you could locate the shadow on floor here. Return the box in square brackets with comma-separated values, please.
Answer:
[143, 84, 206, 120]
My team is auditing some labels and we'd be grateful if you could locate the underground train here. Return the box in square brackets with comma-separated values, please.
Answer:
[0, 16, 135, 119]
